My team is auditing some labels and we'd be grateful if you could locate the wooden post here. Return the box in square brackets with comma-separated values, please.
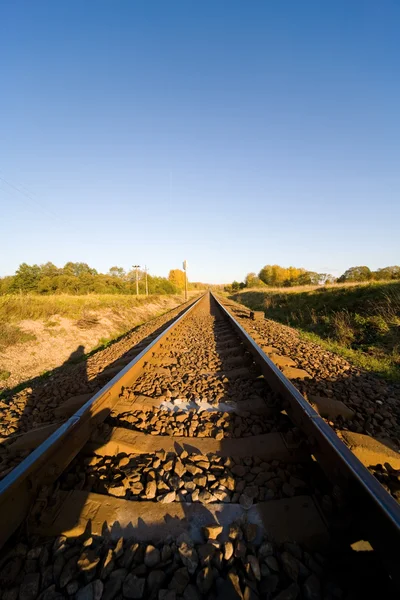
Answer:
[132, 265, 140, 295]
[183, 260, 188, 301]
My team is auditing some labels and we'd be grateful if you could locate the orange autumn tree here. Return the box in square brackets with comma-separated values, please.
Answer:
[258, 265, 305, 286]
[168, 269, 186, 290]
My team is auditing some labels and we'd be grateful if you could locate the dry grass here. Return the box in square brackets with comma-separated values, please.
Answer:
[0, 369, 11, 381]
[0, 294, 192, 388]
[230, 281, 400, 381]
[0, 293, 184, 322]
[242, 280, 400, 294]
[0, 293, 190, 354]
[0, 322, 37, 350]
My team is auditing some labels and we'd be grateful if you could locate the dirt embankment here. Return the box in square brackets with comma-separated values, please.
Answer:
[0, 296, 185, 390]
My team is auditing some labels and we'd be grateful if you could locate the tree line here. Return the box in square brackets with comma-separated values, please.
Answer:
[0, 262, 199, 295]
[226, 264, 400, 291]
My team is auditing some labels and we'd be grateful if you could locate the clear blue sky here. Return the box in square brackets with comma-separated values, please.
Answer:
[1, 1, 399, 283]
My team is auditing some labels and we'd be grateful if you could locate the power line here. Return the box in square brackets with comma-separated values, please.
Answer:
[0, 171, 95, 243]
[0, 174, 62, 221]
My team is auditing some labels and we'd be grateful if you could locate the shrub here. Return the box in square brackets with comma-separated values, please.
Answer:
[0, 323, 37, 349]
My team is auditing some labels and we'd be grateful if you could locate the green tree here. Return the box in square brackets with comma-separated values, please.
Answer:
[245, 273, 265, 288]
[337, 266, 372, 283]
[0, 276, 14, 294]
[40, 262, 60, 277]
[63, 262, 98, 277]
[0, 261, 190, 296]
[258, 265, 275, 285]
[373, 266, 400, 280]
[108, 266, 126, 278]
[56, 275, 84, 293]
[296, 271, 320, 285]
[148, 276, 179, 294]
[11, 263, 41, 292]
[37, 276, 60, 293]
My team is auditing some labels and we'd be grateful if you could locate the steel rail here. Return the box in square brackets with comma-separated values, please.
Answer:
[212, 292, 400, 586]
[0, 293, 206, 548]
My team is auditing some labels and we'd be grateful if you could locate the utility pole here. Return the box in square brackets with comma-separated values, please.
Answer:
[145, 265, 148, 296]
[183, 260, 188, 301]
[132, 265, 140, 295]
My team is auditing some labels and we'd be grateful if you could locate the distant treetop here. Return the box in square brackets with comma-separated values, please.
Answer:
[0, 262, 180, 295]
[225, 263, 400, 292]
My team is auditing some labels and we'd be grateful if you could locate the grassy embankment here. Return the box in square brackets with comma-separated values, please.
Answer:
[0, 293, 189, 381]
[230, 281, 400, 381]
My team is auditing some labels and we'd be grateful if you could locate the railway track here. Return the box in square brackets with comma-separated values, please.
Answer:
[0, 292, 399, 599]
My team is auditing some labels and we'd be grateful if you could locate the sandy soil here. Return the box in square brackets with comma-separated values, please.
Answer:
[0, 297, 183, 389]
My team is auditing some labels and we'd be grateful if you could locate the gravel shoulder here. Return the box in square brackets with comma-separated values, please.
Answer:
[217, 295, 400, 452]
